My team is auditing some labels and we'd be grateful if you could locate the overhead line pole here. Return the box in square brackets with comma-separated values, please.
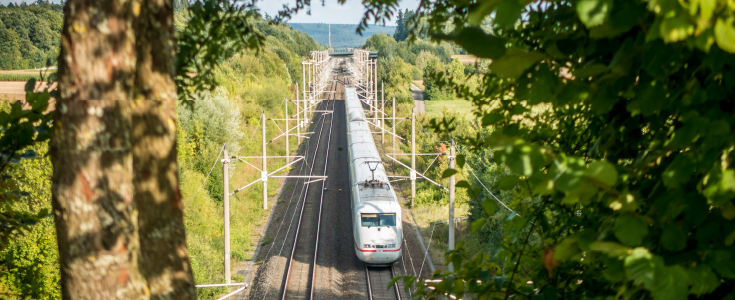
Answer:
[374, 60, 378, 126]
[285, 96, 289, 161]
[411, 108, 416, 206]
[296, 84, 301, 145]
[223, 145, 231, 284]
[262, 110, 268, 210]
[381, 80, 384, 143]
[448, 140, 456, 272]
[392, 95, 396, 171]
[302, 62, 306, 129]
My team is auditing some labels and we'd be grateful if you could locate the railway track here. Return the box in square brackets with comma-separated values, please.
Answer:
[280, 65, 342, 299]
[365, 265, 402, 300]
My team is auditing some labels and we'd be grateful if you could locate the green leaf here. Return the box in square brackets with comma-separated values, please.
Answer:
[468, 0, 501, 25]
[689, 265, 721, 295]
[626, 80, 667, 116]
[726, 229, 735, 246]
[708, 250, 735, 279]
[660, 224, 687, 251]
[482, 111, 504, 125]
[652, 265, 689, 300]
[556, 81, 590, 106]
[494, 0, 523, 29]
[443, 27, 507, 59]
[624, 247, 661, 290]
[494, 175, 520, 190]
[554, 237, 580, 261]
[662, 155, 695, 188]
[37, 208, 50, 218]
[488, 47, 544, 79]
[515, 64, 559, 104]
[589, 241, 630, 257]
[614, 213, 648, 246]
[503, 143, 547, 176]
[585, 160, 618, 187]
[714, 17, 735, 53]
[574, 63, 608, 78]
[471, 218, 487, 233]
[455, 180, 472, 189]
[660, 13, 694, 43]
[576, 0, 613, 28]
[456, 155, 466, 168]
[542, 286, 558, 300]
[600, 255, 626, 282]
[589, 85, 616, 115]
[442, 169, 458, 178]
[561, 181, 599, 205]
[533, 178, 555, 195]
[482, 199, 498, 216]
[24, 78, 36, 93]
[702, 168, 735, 205]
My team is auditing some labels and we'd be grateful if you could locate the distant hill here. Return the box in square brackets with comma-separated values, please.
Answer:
[289, 23, 396, 49]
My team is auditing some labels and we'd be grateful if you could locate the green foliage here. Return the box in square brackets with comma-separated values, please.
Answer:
[0, 72, 52, 81]
[176, 0, 265, 104]
[290, 23, 395, 48]
[0, 143, 60, 300]
[365, 0, 735, 298]
[0, 2, 62, 70]
[174, 8, 318, 298]
[394, 9, 427, 41]
[0, 83, 58, 298]
[254, 0, 735, 298]
[0, 79, 53, 243]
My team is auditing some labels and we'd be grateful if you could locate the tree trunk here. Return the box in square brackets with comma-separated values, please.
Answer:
[133, 1, 197, 298]
[51, 0, 147, 299]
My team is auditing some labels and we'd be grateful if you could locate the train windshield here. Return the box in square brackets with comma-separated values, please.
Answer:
[361, 213, 396, 227]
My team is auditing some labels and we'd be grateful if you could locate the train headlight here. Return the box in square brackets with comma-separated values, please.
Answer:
[388, 244, 396, 248]
[363, 244, 371, 248]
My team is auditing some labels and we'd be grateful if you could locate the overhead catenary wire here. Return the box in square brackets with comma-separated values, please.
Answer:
[451, 142, 518, 215]
[415, 116, 517, 215]
[185, 113, 264, 209]
[184, 143, 225, 208]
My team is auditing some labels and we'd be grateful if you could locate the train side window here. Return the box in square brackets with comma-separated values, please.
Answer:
[361, 214, 379, 227]
[379, 213, 396, 226]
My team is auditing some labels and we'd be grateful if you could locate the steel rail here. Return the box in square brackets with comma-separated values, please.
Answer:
[309, 97, 337, 299]
[281, 68, 340, 300]
[391, 265, 402, 300]
[309, 68, 342, 298]
[364, 265, 402, 300]
[280, 99, 331, 300]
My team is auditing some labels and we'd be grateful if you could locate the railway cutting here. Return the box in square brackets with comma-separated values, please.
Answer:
[247, 56, 420, 300]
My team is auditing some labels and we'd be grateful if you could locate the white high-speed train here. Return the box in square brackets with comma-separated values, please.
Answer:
[345, 86, 403, 266]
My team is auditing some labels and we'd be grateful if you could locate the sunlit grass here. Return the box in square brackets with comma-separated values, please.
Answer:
[424, 100, 475, 120]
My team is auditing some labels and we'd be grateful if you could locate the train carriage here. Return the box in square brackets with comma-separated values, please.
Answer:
[344, 86, 403, 266]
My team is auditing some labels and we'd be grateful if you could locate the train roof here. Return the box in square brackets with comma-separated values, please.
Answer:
[344, 84, 399, 204]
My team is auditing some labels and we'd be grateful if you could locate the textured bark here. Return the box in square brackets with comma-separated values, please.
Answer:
[133, 1, 197, 299]
[51, 0, 147, 299]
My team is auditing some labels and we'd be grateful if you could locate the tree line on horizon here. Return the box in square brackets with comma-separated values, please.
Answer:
[0, 0, 62, 70]
[289, 22, 395, 49]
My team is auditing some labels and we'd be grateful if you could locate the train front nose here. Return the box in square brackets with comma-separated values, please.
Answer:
[356, 226, 402, 265]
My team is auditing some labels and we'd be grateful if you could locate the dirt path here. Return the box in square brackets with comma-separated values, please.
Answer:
[410, 83, 425, 114]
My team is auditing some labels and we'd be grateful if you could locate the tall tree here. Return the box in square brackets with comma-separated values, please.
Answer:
[51, 0, 197, 298]
[133, 0, 196, 298]
[50, 0, 147, 298]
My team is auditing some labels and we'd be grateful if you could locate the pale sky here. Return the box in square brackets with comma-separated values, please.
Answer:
[0, 0, 420, 26]
[256, 0, 420, 25]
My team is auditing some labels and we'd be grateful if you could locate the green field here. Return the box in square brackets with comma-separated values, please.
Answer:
[424, 100, 475, 120]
